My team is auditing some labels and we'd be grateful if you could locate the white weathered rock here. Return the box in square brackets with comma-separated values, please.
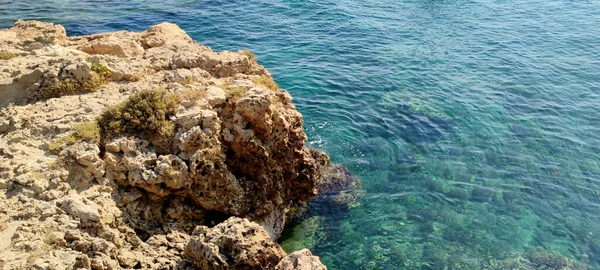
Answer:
[59, 194, 101, 227]
[140, 22, 194, 48]
[205, 86, 227, 107]
[79, 34, 144, 57]
[61, 142, 106, 186]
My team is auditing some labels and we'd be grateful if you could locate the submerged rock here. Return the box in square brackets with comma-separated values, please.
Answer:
[315, 163, 364, 208]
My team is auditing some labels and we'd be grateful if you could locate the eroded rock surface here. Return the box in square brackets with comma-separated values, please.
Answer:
[0, 20, 334, 269]
[184, 217, 286, 269]
[276, 249, 327, 270]
[184, 217, 326, 270]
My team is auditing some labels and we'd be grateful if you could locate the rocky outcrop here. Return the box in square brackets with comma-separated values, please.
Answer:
[0, 20, 335, 269]
[276, 249, 327, 270]
[184, 217, 326, 270]
[184, 217, 286, 269]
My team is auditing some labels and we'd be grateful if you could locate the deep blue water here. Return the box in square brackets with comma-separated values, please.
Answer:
[3, 1, 600, 269]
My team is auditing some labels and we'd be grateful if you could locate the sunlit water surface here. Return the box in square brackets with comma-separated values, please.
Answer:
[2, 1, 600, 269]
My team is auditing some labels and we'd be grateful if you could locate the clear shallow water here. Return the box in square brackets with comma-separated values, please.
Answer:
[3, 1, 600, 268]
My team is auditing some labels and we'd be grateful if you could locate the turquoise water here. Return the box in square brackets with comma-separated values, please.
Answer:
[3, 1, 600, 268]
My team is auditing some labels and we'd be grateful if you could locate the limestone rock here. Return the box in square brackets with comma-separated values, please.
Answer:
[59, 194, 101, 227]
[276, 249, 327, 270]
[117, 249, 142, 268]
[92, 55, 141, 81]
[79, 34, 144, 57]
[62, 142, 106, 183]
[140, 22, 194, 48]
[0, 20, 337, 270]
[6, 19, 67, 46]
[102, 86, 329, 238]
[184, 217, 286, 269]
[206, 86, 227, 107]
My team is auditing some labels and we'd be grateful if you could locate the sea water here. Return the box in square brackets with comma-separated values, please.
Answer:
[2, 0, 600, 268]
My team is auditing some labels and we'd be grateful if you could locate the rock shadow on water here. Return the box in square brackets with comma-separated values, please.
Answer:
[279, 163, 365, 252]
[508, 123, 538, 138]
[374, 93, 453, 144]
[382, 105, 452, 144]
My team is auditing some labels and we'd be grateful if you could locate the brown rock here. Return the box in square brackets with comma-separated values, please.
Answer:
[9, 19, 67, 45]
[0, 20, 331, 270]
[79, 34, 144, 57]
[184, 217, 286, 269]
[140, 22, 194, 48]
[117, 249, 141, 268]
[103, 85, 329, 238]
[276, 249, 327, 270]
[315, 163, 364, 207]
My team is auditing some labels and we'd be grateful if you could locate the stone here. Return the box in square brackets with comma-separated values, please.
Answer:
[117, 249, 141, 268]
[62, 142, 106, 185]
[8, 19, 67, 45]
[140, 22, 194, 48]
[205, 86, 226, 107]
[315, 163, 364, 208]
[276, 249, 327, 270]
[79, 34, 144, 57]
[59, 194, 101, 227]
[0, 20, 339, 270]
[184, 217, 286, 269]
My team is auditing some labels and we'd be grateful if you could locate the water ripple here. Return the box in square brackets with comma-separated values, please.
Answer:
[3, 0, 600, 268]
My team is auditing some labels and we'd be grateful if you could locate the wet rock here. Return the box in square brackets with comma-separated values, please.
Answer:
[315, 163, 364, 207]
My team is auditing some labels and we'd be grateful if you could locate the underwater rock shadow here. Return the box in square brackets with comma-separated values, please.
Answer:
[367, 103, 453, 145]
[279, 163, 365, 250]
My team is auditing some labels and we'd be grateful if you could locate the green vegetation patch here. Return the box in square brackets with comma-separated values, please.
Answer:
[252, 75, 278, 91]
[238, 48, 256, 62]
[90, 61, 111, 79]
[38, 59, 112, 99]
[48, 122, 100, 154]
[0, 50, 15, 60]
[224, 86, 248, 101]
[97, 89, 180, 150]
[39, 76, 104, 99]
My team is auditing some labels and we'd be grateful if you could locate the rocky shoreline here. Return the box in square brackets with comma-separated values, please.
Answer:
[0, 20, 361, 269]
